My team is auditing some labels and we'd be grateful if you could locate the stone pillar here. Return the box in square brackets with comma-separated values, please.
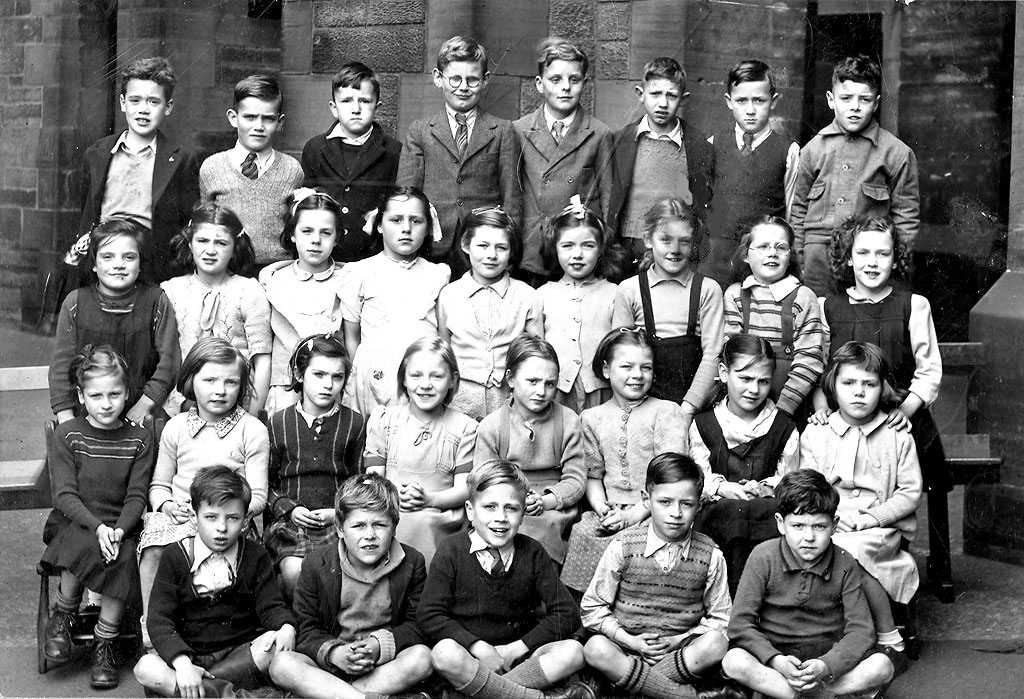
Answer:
[0, 0, 114, 329]
[966, 1, 1024, 564]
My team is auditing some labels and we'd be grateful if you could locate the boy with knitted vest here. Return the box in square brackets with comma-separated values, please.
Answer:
[200, 74, 304, 268]
[606, 58, 714, 265]
[582, 453, 731, 699]
[420, 461, 593, 699]
[133, 466, 296, 697]
[268, 474, 433, 699]
[702, 60, 800, 288]
[722, 470, 893, 699]
[790, 55, 919, 296]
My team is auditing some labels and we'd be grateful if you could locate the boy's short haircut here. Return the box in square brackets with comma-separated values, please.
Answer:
[467, 460, 529, 502]
[437, 35, 489, 73]
[234, 74, 283, 112]
[334, 473, 401, 525]
[832, 55, 881, 93]
[536, 36, 589, 77]
[727, 59, 777, 95]
[775, 470, 839, 518]
[641, 56, 686, 91]
[190, 465, 252, 512]
[332, 61, 381, 101]
[120, 56, 177, 99]
[645, 452, 704, 494]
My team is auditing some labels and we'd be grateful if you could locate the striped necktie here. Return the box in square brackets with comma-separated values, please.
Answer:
[241, 151, 258, 179]
[454, 112, 469, 157]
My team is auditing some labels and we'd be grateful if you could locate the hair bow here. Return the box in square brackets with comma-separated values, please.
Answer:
[63, 231, 92, 266]
[291, 187, 320, 215]
[362, 203, 444, 243]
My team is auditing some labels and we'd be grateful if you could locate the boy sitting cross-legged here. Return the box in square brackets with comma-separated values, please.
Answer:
[581, 453, 732, 699]
[133, 465, 296, 697]
[722, 469, 894, 698]
[419, 460, 593, 699]
[268, 473, 434, 699]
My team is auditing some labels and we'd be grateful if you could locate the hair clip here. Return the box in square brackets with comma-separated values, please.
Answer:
[429, 203, 443, 242]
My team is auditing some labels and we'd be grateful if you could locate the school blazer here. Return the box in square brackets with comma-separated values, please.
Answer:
[513, 108, 614, 274]
[292, 541, 427, 668]
[301, 123, 402, 261]
[396, 109, 523, 257]
[606, 117, 714, 236]
[78, 130, 200, 282]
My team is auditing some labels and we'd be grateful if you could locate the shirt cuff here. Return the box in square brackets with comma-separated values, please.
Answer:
[369, 629, 396, 665]
[545, 488, 565, 511]
[317, 639, 345, 671]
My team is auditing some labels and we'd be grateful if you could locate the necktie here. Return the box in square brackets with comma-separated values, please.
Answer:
[552, 120, 565, 145]
[741, 132, 755, 157]
[241, 151, 258, 179]
[454, 112, 469, 158]
[484, 546, 504, 576]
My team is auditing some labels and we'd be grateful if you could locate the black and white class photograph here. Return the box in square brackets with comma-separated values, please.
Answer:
[1, 1, 1022, 697]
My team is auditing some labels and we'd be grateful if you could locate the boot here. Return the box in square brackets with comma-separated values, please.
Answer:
[90, 638, 119, 689]
[43, 609, 76, 663]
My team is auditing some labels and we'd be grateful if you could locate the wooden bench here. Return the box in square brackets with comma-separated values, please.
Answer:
[930, 342, 1002, 603]
[0, 365, 51, 510]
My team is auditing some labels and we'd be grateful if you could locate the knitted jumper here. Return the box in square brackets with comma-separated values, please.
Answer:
[149, 409, 270, 515]
[610, 526, 715, 636]
[722, 279, 825, 415]
[709, 126, 789, 241]
[621, 138, 690, 239]
[199, 151, 305, 265]
[267, 404, 366, 521]
[148, 535, 295, 662]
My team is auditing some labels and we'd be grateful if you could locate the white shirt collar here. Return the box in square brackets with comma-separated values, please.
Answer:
[295, 402, 340, 428]
[228, 141, 275, 176]
[636, 115, 683, 148]
[111, 130, 157, 155]
[544, 107, 577, 133]
[643, 523, 692, 558]
[826, 409, 887, 438]
[646, 265, 693, 287]
[469, 529, 513, 559]
[445, 106, 478, 139]
[845, 286, 894, 304]
[741, 274, 800, 301]
[290, 260, 338, 282]
[327, 121, 374, 146]
[733, 123, 773, 151]
[190, 535, 239, 574]
[464, 270, 511, 298]
[712, 398, 780, 440]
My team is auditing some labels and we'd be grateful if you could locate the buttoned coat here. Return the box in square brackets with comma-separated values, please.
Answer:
[397, 109, 523, 259]
[513, 107, 614, 275]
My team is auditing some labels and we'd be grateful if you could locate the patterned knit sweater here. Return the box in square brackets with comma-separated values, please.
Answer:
[621, 138, 690, 239]
[611, 526, 716, 636]
[723, 276, 824, 415]
[199, 151, 305, 265]
[267, 405, 366, 521]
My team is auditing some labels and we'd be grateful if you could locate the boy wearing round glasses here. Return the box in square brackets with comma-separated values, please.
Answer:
[397, 36, 523, 262]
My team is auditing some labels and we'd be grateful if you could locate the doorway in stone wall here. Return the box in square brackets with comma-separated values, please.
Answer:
[801, 10, 883, 142]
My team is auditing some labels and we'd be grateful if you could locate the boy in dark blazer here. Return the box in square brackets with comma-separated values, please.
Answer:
[301, 61, 402, 263]
[513, 38, 613, 285]
[78, 57, 199, 282]
[606, 57, 713, 265]
[397, 36, 523, 262]
[268, 474, 433, 699]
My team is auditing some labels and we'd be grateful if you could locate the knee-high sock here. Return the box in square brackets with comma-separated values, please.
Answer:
[504, 657, 551, 689]
[455, 661, 545, 699]
[652, 649, 699, 685]
[613, 655, 695, 699]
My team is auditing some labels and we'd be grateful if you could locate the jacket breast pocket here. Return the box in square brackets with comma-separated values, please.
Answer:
[861, 182, 891, 215]
[804, 182, 828, 223]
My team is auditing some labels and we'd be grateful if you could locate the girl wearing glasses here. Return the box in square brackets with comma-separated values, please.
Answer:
[722, 215, 824, 420]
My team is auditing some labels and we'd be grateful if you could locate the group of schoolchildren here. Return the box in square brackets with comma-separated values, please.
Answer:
[39, 27, 937, 699]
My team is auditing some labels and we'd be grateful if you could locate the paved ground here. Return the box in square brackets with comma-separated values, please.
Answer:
[3, 328, 1024, 697]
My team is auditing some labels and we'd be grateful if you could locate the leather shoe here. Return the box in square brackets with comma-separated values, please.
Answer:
[90, 639, 119, 689]
[43, 610, 76, 663]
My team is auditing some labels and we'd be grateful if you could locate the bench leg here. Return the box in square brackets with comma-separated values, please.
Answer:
[926, 487, 955, 603]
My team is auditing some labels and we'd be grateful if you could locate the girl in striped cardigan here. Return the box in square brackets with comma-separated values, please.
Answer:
[263, 334, 366, 600]
[722, 216, 824, 421]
